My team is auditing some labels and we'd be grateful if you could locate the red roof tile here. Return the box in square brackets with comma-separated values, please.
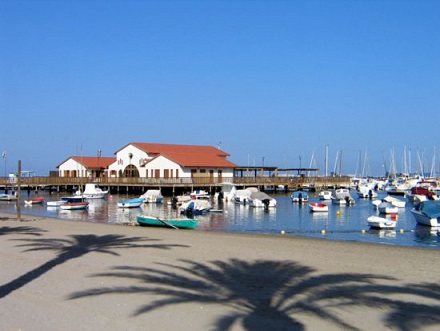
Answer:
[57, 156, 115, 169]
[120, 142, 237, 168]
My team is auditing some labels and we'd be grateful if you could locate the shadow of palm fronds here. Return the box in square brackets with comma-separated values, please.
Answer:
[67, 258, 438, 330]
[0, 226, 45, 236]
[0, 234, 188, 299]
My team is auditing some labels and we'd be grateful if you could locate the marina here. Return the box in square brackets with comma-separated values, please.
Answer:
[1, 189, 439, 249]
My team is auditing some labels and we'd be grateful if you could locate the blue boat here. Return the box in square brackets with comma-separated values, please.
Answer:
[117, 197, 144, 208]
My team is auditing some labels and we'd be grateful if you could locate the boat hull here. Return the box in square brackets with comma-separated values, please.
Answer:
[367, 216, 397, 229]
[309, 202, 328, 212]
[117, 198, 144, 208]
[136, 215, 198, 229]
[60, 202, 89, 210]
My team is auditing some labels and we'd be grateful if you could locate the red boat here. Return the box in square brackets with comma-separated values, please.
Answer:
[24, 196, 44, 205]
[309, 202, 329, 212]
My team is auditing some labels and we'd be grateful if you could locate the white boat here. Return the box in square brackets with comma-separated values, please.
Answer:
[117, 197, 144, 208]
[331, 189, 355, 205]
[291, 190, 309, 203]
[82, 183, 108, 199]
[248, 191, 277, 208]
[214, 182, 237, 202]
[234, 188, 258, 205]
[377, 202, 399, 214]
[0, 193, 17, 201]
[410, 200, 440, 227]
[318, 190, 332, 200]
[357, 185, 378, 199]
[140, 189, 164, 203]
[309, 202, 328, 212]
[60, 201, 89, 210]
[179, 199, 212, 215]
[367, 216, 397, 229]
[47, 200, 66, 207]
[383, 195, 406, 208]
[190, 189, 210, 200]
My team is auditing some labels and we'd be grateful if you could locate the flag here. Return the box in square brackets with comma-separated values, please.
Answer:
[1, 151, 5, 159]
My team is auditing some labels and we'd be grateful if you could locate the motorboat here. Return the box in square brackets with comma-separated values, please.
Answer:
[357, 185, 378, 199]
[383, 195, 406, 208]
[179, 199, 212, 216]
[234, 188, 258, 205]
[291, 190, 308, 203]
[117, 197, 144, 208]
[0, 193, 17, 201]
[410, 200, 440, 227]
[46, 200, 66, 207]
[331, 189, 355, 205]
[60, 201, 89, 210]
[248, 191, 277, 208]
[318, 190, 332, 200]
[81, 183, 108, 199]
[309, 202, 328, 212]
[406, 186, 438, 204]
[367, 216, 397, 229]
[24, 196, 44, 205]
[377, 202, 399, 215]
[140, 189, 164, 203]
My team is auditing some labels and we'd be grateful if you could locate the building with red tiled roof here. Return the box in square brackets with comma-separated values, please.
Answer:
[57, 142, 238, 183]
[108, 142, 238, 182]
[57, 156, 116, 178]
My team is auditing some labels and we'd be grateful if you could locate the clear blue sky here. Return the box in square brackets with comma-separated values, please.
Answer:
[1, 0, 439, 177]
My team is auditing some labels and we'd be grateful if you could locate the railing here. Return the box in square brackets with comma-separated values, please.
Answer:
[1, 175, 352, 188]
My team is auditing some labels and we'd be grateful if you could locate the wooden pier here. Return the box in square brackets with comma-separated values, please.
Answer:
[0, 175, 352, 195]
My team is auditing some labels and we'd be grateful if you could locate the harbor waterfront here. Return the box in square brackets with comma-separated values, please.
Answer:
[1, 189, 439, 249]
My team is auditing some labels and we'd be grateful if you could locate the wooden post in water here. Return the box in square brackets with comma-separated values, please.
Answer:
[16, 160, 21, 222]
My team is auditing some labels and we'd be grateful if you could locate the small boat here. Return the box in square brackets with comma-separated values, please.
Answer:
[291, 190, 309, 203]
[406, 186, 439, 204]
[82, 183, 108, 199]
[357, 185, 378, 199]
[47, 200, 66, 207]
[309, 202, 328, 212]
[383, 195, 406, 208]
[140, 189, 164, 203]
[117, 197, 144, 208]
[60, 201, 89, 210]
[179, 199, 212, 216]
[318, 190, 332, 200]
[136, 215, 198, 229]
[377, 202, 399, 215]
[248, 191, 277, 208]
[331, 189, 355, 205]
[410, 200, 440, 227]
[234, 188, 257, 205]
[24, 196, 44, 205]
[367, 216, 397, 229]
[0, 193, 18, 201]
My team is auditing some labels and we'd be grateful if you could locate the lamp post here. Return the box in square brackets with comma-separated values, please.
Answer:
[97, 149, 102, 179]
[128, 153, 133, 177]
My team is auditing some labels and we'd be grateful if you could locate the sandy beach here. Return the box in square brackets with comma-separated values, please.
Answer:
[0, 212, 439, 330]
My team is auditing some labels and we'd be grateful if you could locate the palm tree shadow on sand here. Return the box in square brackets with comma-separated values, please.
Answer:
[0, 234, 189, 299]
[0, 225, 46, 237]
[68, 258, 440, 330]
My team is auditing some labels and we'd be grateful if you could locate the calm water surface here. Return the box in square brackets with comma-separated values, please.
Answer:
[1, 190, 439, 249]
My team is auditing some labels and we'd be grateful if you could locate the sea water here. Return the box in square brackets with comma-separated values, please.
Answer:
[1, 190, 438, 249]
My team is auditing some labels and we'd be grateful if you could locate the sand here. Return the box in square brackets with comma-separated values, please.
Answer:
[0, 212, 439, 331]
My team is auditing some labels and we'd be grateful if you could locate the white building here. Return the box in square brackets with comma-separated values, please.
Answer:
[57, 142, 238, 183]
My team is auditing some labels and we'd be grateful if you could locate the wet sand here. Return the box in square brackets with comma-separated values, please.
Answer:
[1, 212, 439, 330]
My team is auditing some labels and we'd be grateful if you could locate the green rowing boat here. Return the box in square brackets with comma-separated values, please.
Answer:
[136, 215, 198, 229]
